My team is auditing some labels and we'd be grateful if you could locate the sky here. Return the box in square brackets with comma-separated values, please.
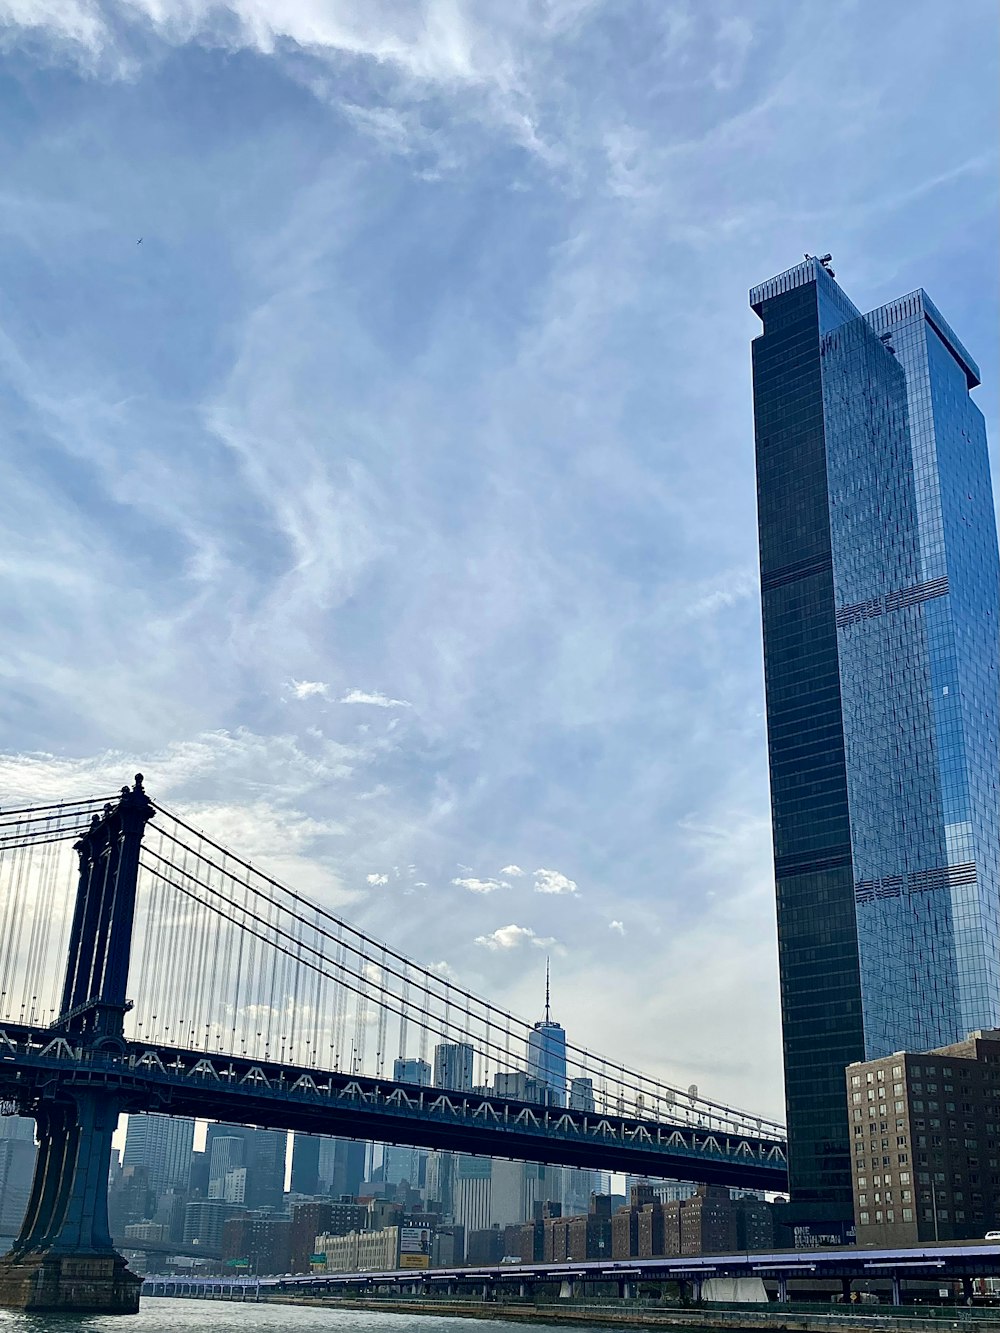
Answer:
[0, 0, 997, 1124]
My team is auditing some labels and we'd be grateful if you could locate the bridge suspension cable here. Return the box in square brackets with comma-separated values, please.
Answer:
[0, 791, 783, 1140]
[125, 805, 781, 1137]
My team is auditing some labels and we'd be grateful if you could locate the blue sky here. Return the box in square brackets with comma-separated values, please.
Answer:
[1, 0, 997, 1119]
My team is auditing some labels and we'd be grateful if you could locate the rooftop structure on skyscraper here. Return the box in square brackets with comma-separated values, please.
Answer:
[751, 256, 999, 1241]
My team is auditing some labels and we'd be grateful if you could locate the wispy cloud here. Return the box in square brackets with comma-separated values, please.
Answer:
[340, 690, 412, 709]
[0, 0, 992, 1121]
[609, 919, 625, 935]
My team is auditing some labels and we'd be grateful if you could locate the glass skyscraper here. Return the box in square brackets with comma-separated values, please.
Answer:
[751, 257, 999, 1237]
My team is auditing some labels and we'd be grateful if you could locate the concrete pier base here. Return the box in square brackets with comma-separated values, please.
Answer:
[0, 1251, 140, 1314]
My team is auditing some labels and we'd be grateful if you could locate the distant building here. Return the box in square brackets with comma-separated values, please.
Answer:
[315, 1224, 406, 1273]
[289, 1199, 367, 1273]
[123, 1221, 168, 1245]
[542, 1194, 612, 1262]
[526, 961, 566, 1107]
[847, 1029, 1000, 1245]
[452, 1155, 559, 1234]
[182, 1199, 243, 1249]
[433, 1042, 474, 1093]
[425, 1150, 454, 1217]
[607, 1184, 775, 1260]
[221, 1213, 292, 1275]
[0, 1118, 35, 1143]
[569, 1078, 596, 1112]
[108, 1164, 155, 1243]
[207, 1136, 245, 1196]
[393, 1057, 431, 1085]
[0, 1137, 36, 1237]
[122, 1113, 195, 1196]
[206, 1124, 285, 1211]
[290, 1133, 367, 1199]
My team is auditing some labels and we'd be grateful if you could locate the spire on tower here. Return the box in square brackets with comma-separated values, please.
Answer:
[544, 956, 551, 1024]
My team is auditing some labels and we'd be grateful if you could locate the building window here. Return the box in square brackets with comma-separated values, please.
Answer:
[902, 1208, 913, 1222]
[860, 1211, 870, 1224]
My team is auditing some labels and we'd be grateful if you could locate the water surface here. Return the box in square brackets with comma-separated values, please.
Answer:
[0, 1297, 650, 1332]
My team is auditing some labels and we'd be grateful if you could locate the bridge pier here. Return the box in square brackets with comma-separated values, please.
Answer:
[0, 778, 151, 1316]
[0, 1088, 139, 1314]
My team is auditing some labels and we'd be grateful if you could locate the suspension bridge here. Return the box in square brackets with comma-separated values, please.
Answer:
[0, 776, 786, 1313]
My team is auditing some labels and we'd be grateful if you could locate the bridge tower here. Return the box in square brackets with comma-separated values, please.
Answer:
[0, 775, 153, 1315]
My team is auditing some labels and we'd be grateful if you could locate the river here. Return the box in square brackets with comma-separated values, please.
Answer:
[0, 1299, 653, 1332]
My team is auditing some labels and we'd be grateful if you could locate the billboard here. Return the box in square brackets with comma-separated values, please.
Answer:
[399, 1227, 430, 1254]
[399, 1254, 430, 1270]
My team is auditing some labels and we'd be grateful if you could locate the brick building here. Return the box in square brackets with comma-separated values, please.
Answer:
[616, 1185, 775, 1259]
[221, 1214, 292, 1275]
[847, 1029, 1000, 1245]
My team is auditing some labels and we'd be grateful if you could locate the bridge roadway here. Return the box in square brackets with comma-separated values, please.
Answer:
[143, 1242, 1000, 1307]
[0, 1020, 786, 1189]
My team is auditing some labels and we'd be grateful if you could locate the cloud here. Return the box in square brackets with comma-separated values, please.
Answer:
[340, 690, 412, 709]
[452, 875, 509, 894]
[533, 867, 578, 895]
[475, 923, 555, 951]
[366, 873, 389, 886]
[609, 920, 625, 935]
[289, 679, 329, 699]
[500, 864, 526, 876]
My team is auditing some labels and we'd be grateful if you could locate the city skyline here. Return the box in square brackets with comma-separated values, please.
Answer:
[0, 1, 997, 1121]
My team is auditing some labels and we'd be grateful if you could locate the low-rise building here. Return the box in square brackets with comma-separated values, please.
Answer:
[314, 1225, 401, 1273]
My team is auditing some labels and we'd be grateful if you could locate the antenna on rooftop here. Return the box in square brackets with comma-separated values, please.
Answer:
[545, 956, 551, 1024]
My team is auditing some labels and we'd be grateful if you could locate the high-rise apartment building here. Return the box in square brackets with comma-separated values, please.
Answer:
[846, 1029, 1000, 1245]
[122, 1113, 195, 1197]
[751, 257, 999, 1238]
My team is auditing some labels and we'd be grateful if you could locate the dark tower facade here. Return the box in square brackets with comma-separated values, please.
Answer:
[751, 258, 999, 1239]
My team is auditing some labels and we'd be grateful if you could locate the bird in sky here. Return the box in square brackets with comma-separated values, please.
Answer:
[137, 237, 142, 245]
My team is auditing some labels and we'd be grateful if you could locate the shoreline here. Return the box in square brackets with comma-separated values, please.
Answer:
[264, 1295, 998, 1332]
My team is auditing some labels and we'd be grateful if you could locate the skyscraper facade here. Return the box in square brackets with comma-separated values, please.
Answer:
[751, 257, 999, 1237]
[122, 1113, 195, 1196]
